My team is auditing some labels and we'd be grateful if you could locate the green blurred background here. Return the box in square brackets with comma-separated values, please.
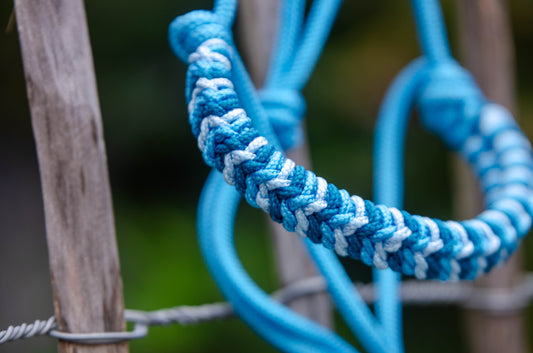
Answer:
[1, 0, 533, 352]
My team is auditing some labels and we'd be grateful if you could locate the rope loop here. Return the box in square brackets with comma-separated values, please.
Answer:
[168, 10, 233, 63]
[177, 30, 533, 281]
[258, 88, 306, 150]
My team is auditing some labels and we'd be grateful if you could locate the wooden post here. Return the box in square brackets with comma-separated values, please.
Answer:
[455, 1, 528, 353]
[15, 1, 128, 352]
[238, 1, 333, 327]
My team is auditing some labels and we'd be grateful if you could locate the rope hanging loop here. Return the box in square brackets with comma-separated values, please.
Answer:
[168, 10, 233, 63]
[172, 10, 533, 281]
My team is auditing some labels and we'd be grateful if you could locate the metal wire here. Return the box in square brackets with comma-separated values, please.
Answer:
[2, 273, 533, 345]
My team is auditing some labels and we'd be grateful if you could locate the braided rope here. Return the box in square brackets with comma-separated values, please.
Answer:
[192, 3, 390, 352]
[169, 11, 533, 281]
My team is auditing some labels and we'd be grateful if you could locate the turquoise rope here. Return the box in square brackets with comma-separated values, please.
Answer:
[259, 2, 392, 351]
[171, 4, 533, 283]
[305, 244, 387, 352]
[265, 0, 305, 87]
[213, 0, 237, 27]
[191, 1, 393, 352]
[409, 0, 452, 64]
[280, 0, 344, 89]
[229, 1, 396, 351]
[373, 58, 428, 353]
[198, 172, 358, 353]
[169, 0, 533, 352]
[200, 1, 393, 351]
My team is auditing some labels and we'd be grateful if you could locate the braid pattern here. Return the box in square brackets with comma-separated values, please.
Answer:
[170, 11, 533, 281]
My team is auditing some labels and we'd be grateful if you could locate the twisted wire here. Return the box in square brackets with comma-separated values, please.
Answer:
[0, 317, 55, 344]
[3, 273, 533, 345]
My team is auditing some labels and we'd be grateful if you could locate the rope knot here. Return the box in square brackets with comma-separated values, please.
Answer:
[417, 61, 485, 149]
[258, 89, 307, 150]
[168, 10, 232, 63]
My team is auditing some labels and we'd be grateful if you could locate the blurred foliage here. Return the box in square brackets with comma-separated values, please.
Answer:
[1, 0, 533, 352]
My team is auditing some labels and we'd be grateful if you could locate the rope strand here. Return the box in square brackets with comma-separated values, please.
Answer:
[170, 10, 533, 281]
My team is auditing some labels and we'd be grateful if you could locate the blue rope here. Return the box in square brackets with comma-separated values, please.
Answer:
[176, 2, 392, 353]
[170, 7, 533, 282]
[250, 2, 394, 352]
[240, 1, 402, 351]
[191, 1, 394, 352]
[169, 0, 533, 352]
[372, 59, 429, 353]
[305, 244, 387, 352]
[213, 0, 238, 27]
[198, 172, 358, 353]
[279, 0, 344, 89]
[264, 0, 305, 88]
[409, 0, 452, 64]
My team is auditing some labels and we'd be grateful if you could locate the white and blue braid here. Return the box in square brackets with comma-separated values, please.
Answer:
[170, 10, 533, 281]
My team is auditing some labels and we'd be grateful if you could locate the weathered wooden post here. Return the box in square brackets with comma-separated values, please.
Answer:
[455, 1, 528, 352]
[238, 0, 333, 326]
[15, 0, 128, 352]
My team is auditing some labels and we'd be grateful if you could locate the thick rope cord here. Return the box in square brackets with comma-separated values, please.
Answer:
[191, 7, 382, 350]
[198, 173, 361, 353]
[371, 58, 430, 353]
[4, 0, 531, 350]
[213, 0, 238, 28]
[409, 0, 452, 64]
[277, 0, 344, 90]
[228, 1, 395, 352]
[189, 1, 396, 352]
[169, 11, 533, 282]
[169, 1, 533, 353]
[190, 1, 401, 353]
[264, 0, 305, 88]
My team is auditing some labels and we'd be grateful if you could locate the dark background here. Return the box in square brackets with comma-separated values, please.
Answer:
[1, 0, 533, 352]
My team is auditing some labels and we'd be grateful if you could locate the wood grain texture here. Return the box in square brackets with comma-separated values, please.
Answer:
[15, 0, 128, 352]
[238, 0, 279, 88]
[455, 1, 527, 353]
[238, 0, 333, 327]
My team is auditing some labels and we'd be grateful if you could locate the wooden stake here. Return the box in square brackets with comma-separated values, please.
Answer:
[455, 1, 527, 352]
[238, 0, 333, 327]
[15, 0, 128, 352]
